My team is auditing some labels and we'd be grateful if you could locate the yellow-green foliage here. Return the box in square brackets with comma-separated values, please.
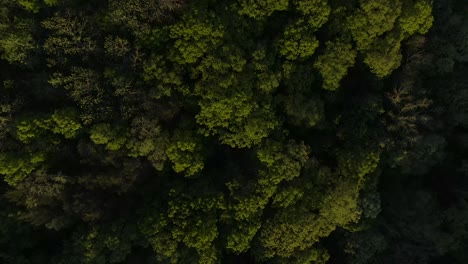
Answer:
[257, 140, 310, 186]
[337, 147, 381, 183]
[196, 94, 250, 134]
[49, 67, 111, 125]
[272, 185, 304, 208]
[279, 20, 319, 60]
[169, 12, 224, 64]
[345, 0, 434, 78]
[363, 33, 403, 78]
[16, 119, 46, 143]
[18, 0, 58, 12]
[44, 0, 59, 6]
[226, 220, 262, 253]
[0, 0, 442, 262]
[167, 192, 223, 253]
[319, 180, 362, 226]
[0, 1, 34, 64]
[140, 190, 225, 263]
[126, 117, 169, 170]
[398, 0, 433, 36]
[192, 47, 247, 93]
[281, 247, 330, 264]
[226, 180, 269, 222]
[68, 224, 137, 264]
[314, 39, 357, 91]
[259, 210, 323, 258]
[18, 0, 41, 12]
[89, 123, 127, 151]
[196, 93, 278, 148]
[257, 179, 362, 259]
[139, 213, 178, 262]
[3, 109, 81, 186]
[348, 0, 402, 51]
[237, 0, 289, 19]
[0, 152, 46, 186]
[107, 0, 184, 36]
[256, 146, 381, 260]
[192, 45, 279, 148]
[293, 0, 330, 29]
[143, 55, 186, 98]
[223, 141, 309, 255]
[50, 108, 82, 139]
[224, 179, 269, 253]
[16, 109, 82, 143]
[166, 131, 204, 177]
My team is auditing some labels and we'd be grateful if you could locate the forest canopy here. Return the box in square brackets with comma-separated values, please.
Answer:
[1, 0, 468, 263]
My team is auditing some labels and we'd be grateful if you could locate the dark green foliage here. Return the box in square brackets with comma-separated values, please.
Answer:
[0, 0, 467, 263]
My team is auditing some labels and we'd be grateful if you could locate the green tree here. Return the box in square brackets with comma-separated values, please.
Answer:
[314, 39, 357, 91]
[0, 0, 34, 64]
[166, 130, 205, 177]
[237, 0, 289, 20]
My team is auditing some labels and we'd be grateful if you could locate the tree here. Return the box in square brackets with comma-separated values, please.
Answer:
[49, 68, 113, 124]
[42, 11, 96, 66]
[168, 11, 224, 65]
[166, 130, 205, 177]
[278, 19, 319, 61]
[314, 39, 357, 91]
[0, 0, 34, 64]
[107, 0, 184, 37]
[237, 0, 289, 20]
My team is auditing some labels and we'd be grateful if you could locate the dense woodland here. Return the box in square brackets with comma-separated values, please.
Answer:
[0, 0, 467, 263]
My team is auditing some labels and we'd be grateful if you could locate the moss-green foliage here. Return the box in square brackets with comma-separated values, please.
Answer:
[0, 0, 34, 64]
[140, 187, 225, 263]
[126, 116, 169, 170]
[277, 0, 330, 61]
[169, 12, 224, 64]
[293, 0, 330, 28]
[256, 147, 380, 261]
[50, 108, 82, 138]
[252, 48, 282, 93]
[0, 151, 46, 186]
[314, 39, 357, 90]
[348, 0, 402, 51]
[4, 0, 466, 264]
[337, 147, 381, 182]
[89, 123, 126, 151]
[193, 46, 279, 148]
[257, 140, 310, 187]
[363, 32, 404, 78]
[15, 109, 81, 142]
[143, 54, 186, 98]
[1, 109, 81, 186]
[16, 118, 49, 144]
[237, 0, 289, 19]
[59, 223, 141, 264]
[196, 94, 278, 148]
[166, 131, 205, 177]
[345, 0, 435, 78]
[398, 0, 434, 36]
[279, 20, 320, 60]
